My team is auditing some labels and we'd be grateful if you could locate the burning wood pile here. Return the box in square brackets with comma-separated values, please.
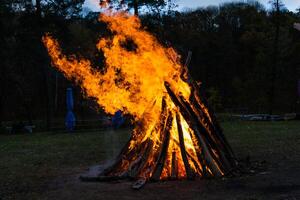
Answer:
[43, 10, 238, 189]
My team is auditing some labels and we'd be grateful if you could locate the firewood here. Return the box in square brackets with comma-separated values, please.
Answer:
[132, 178, 147, 190]
[151, 112, 173, 181]
[136, 97, 169, 180]
[129, 139, 154, 178]
[101, 137, 147, 177]
[101, 98, 166, 177]
[164, 82, 223, 177]
[171, 137, 202, 177]
[191, 127, 223, 177]
[180, 50, 236, 165]
[191, 83, 237, 166]
[187, 129, 208, 177]
[180, 94, 232, 174]
[171, 150, 178, 179]
[81, 68, 238, 185]
[179, 95, 230, 173]
[176, 113, 195, 179]
[181, 51, 192, 81]
[187, 94, 237, 173]
[193, 96, 233, 149]
[176, 50, 230, 174]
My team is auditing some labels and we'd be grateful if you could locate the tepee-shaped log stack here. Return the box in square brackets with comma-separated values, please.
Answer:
[81, 53, 238, 189]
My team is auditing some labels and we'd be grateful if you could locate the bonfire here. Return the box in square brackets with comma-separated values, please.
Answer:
[43, 9, 238, 189]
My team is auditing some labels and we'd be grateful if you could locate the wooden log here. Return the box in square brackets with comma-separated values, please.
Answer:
[184, 97, 237, 175]
[181, 50, 235, 165]
[132, 178, 147, 190]
[181, 56, 229, 159]
[100, 122, 151, 176]
[101, 137, 149, 177]
[125, 147, 148, 178]
[181, 50, 237, 167]
[187, 92, 238, 175]
[101, 98, 162, 177]
[190, 122, 223, 177]
[188, 131, 208, 177]
[181, 51, 192, 82]
[180, 93, 235, 174]
[191, 82, 238, 169]
[171, 150, 178, 179]
[176, 113, 195, 179]
[159, 96, 168, 131]
[129, 139, 154, 178]
[151, 112, 173, 181]
[123, 97, 169, 178]
[189, 102, 237, 174]
[164, 82, 223, 177]
[171, 137, 202, 177]
[136, 97, 169, 180]
[190, 99, 228, 154]
[179, 95, 230, 174]
[191, 87, 236, 161]
[181, 50, 216, 127]
[100, 139, 132, 176]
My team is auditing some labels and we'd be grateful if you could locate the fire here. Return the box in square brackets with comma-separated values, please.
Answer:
[43, 9, 237, 186]
[43, 11, 190, 121]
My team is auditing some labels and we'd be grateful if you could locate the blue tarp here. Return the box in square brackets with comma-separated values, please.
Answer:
[112, 110, 124, 129]
[65, 88, 76, 131]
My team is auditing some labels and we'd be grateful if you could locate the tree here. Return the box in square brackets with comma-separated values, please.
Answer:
[268, 0, 284, 114]
[100, 0, 175, 16]
[38, 0, 86, 129]
[0, 0, 11, 128]
[1, 0, 300, 128]
[40, 0, 85, 18]
[0, 0, 86, 129]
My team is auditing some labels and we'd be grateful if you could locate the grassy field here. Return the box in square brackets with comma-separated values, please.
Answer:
[0, 121, 299, 200]
[0, 128, 130, 199]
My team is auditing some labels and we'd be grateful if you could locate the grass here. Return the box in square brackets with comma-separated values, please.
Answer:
[222, 121, 300, 161]
[0, 121, 299, 199]
[0, 129, 130, 199]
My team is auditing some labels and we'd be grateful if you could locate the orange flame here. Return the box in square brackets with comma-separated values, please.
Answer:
[42, 10, 222, 179]
[43, 11, 190, 122]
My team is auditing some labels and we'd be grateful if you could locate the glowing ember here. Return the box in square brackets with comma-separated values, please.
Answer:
[43, 9, 237, 188]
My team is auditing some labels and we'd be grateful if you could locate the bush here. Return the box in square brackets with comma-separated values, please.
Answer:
[207, 87, 223, 112]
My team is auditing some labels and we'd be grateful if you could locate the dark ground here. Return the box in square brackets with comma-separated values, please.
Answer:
[0, 121, 299, 200]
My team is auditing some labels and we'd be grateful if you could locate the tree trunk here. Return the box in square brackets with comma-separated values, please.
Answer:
[133, 0, 138, 16]
[36, 0, 52, 130]
[36, 0, 41, 19]
[0, 96, 3, 129]
[269, 0, 280, 115]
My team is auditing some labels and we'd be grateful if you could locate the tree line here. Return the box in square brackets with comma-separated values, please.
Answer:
[0, 0, 300, 129]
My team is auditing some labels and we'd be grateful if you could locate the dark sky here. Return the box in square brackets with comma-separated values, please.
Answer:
[176, 0, 299, 11]
[83, 0, 300, 11]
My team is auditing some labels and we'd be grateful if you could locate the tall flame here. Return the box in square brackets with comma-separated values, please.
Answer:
[43, 11, 191, 125]
[42, 10, 226, 180]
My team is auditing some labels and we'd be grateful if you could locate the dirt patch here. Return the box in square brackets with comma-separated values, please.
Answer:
[42, 161, 300, 200]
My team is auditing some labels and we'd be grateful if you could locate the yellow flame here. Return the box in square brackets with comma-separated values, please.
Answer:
[42, 10, 212, 179]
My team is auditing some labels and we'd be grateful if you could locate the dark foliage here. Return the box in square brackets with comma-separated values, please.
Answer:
[0, 0, 299, 129]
